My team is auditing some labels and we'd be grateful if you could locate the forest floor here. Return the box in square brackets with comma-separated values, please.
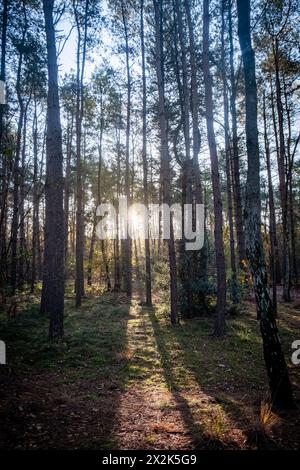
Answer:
[0, 288, 300, 450]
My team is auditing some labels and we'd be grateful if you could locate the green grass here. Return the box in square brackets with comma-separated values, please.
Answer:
[1, 293, 298, 390]
[0, 293, 131, 382]
[0, 291, 299, 449]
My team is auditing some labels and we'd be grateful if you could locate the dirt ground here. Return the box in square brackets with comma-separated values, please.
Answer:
[0, 292, 300, 450]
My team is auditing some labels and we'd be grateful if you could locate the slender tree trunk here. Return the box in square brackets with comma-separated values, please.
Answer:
[140, 0, 152, 306]
[283, 77, 298, 286]
[270, 78, 282, 284]
[11, 59, 25, 293]
[263, 90, 277, 315]
[0, 0, 9, 289]
[273, 38, 290, 301]
[87, 111, 103, 287]
[64, 112, 73, 275]
[221, 0, 237, 305]
[31, 97, 40, 293]
[0, 0, 8, 150]
[237, 0, 294, 408]
[114, 114, 121, 291]
[18, 102, 29, 288]
[289, 181, 297, 284]
[184, 0, 208, 312]
[101, 240, 111, 291]
[153, 0, 178, 324]
[228, 0, 246, 268]
[87, 218, 96, 286]
[203, 0, 226, 336]
[73, 0, 89, 307]
[175, 0, 193, 317]
[121, 0, 132, 298]
[41, 0, 65, 340]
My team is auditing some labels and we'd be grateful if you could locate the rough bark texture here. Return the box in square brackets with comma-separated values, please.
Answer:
[140, 0, 152, 306]
[113, 103, 122, 291]
[18, 102, 29, 287]
[121, 0, 132, 298]
[175, 0, 193, 317]
[273, 38, 290, 302]
[203, 0, 226, 336]
[0, 0, 8, 149]
[74, 0, 89, 307]
[153, 0, 178, 324]
[228, 0, 246, 268]
[41, 0, 65, 340]
[263, 90, 277, 315]
[221, 0, 237, 305]
[11, 14, 27, 293]
[0, 0, 8, 286]
[184, 0, 208, 312]
[31, 97, 41, 293]
[237, 0, 294, 408]
[88, 111, 103, 287]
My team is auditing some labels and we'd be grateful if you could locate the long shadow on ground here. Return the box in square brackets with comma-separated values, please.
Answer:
[147, 303, 300, 450]
[0, 292, 131, 449]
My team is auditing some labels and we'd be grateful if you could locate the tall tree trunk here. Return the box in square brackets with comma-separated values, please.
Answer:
[31, 96, 40, 293]
[263, 90, 277, 315]
[140, 0, 152, 306]
[283, 76, 298, 286]
[184, 0, 208, 312]
[0, 0, 9, 289]
[273, 38, 290, 301]
[41, 0, 65, 340]
[113, 109, 121, 291]
[221, 0, 237, 305]
[175, 0, 193, 317]
[203, 0, 226, 336]
[270, 77, 282, 284]
[87, 110, 103, 287]
[237, 0, 294, 408]
[18, 101, 29, 288]
[87, 218, 96, 287]
[121, 0, 132, 298]
[289, 180, 297, 284]
[64, 112, 73, 275]
[0, 0, 8, 149]
[73, 0, 89, 307]
[11, 37, 26, 293]
[153, 0, 178, 324]
[228, 0, 246, 268]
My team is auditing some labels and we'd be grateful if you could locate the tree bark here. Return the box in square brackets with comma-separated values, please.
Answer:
[121, 0, 132, 298]
[228, 0, 246, 268]
[18, 100, 30, 287]
[221, 0, 237, 305]
[41, 0, 65, 340]
[237, 0, 294, 408]
[31, 96, 41, 293]
[203, 0, 226, 336]
[273, 38, 291, 301]
[64, 111, 73, 275]
[175, 0, 193, 317]
[73, 0, 89, 307]
[87, 108, 103, 287]
[0, 0, 9, 288]
[184, 0, 208, 312]
[11, 23, 27, 293]
[153, 0, 179, 324]
[263, 90, 277, 315]
[140, 0, 152, 306]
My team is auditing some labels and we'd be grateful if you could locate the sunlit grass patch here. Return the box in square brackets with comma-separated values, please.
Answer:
[1, 291, 299, 449]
